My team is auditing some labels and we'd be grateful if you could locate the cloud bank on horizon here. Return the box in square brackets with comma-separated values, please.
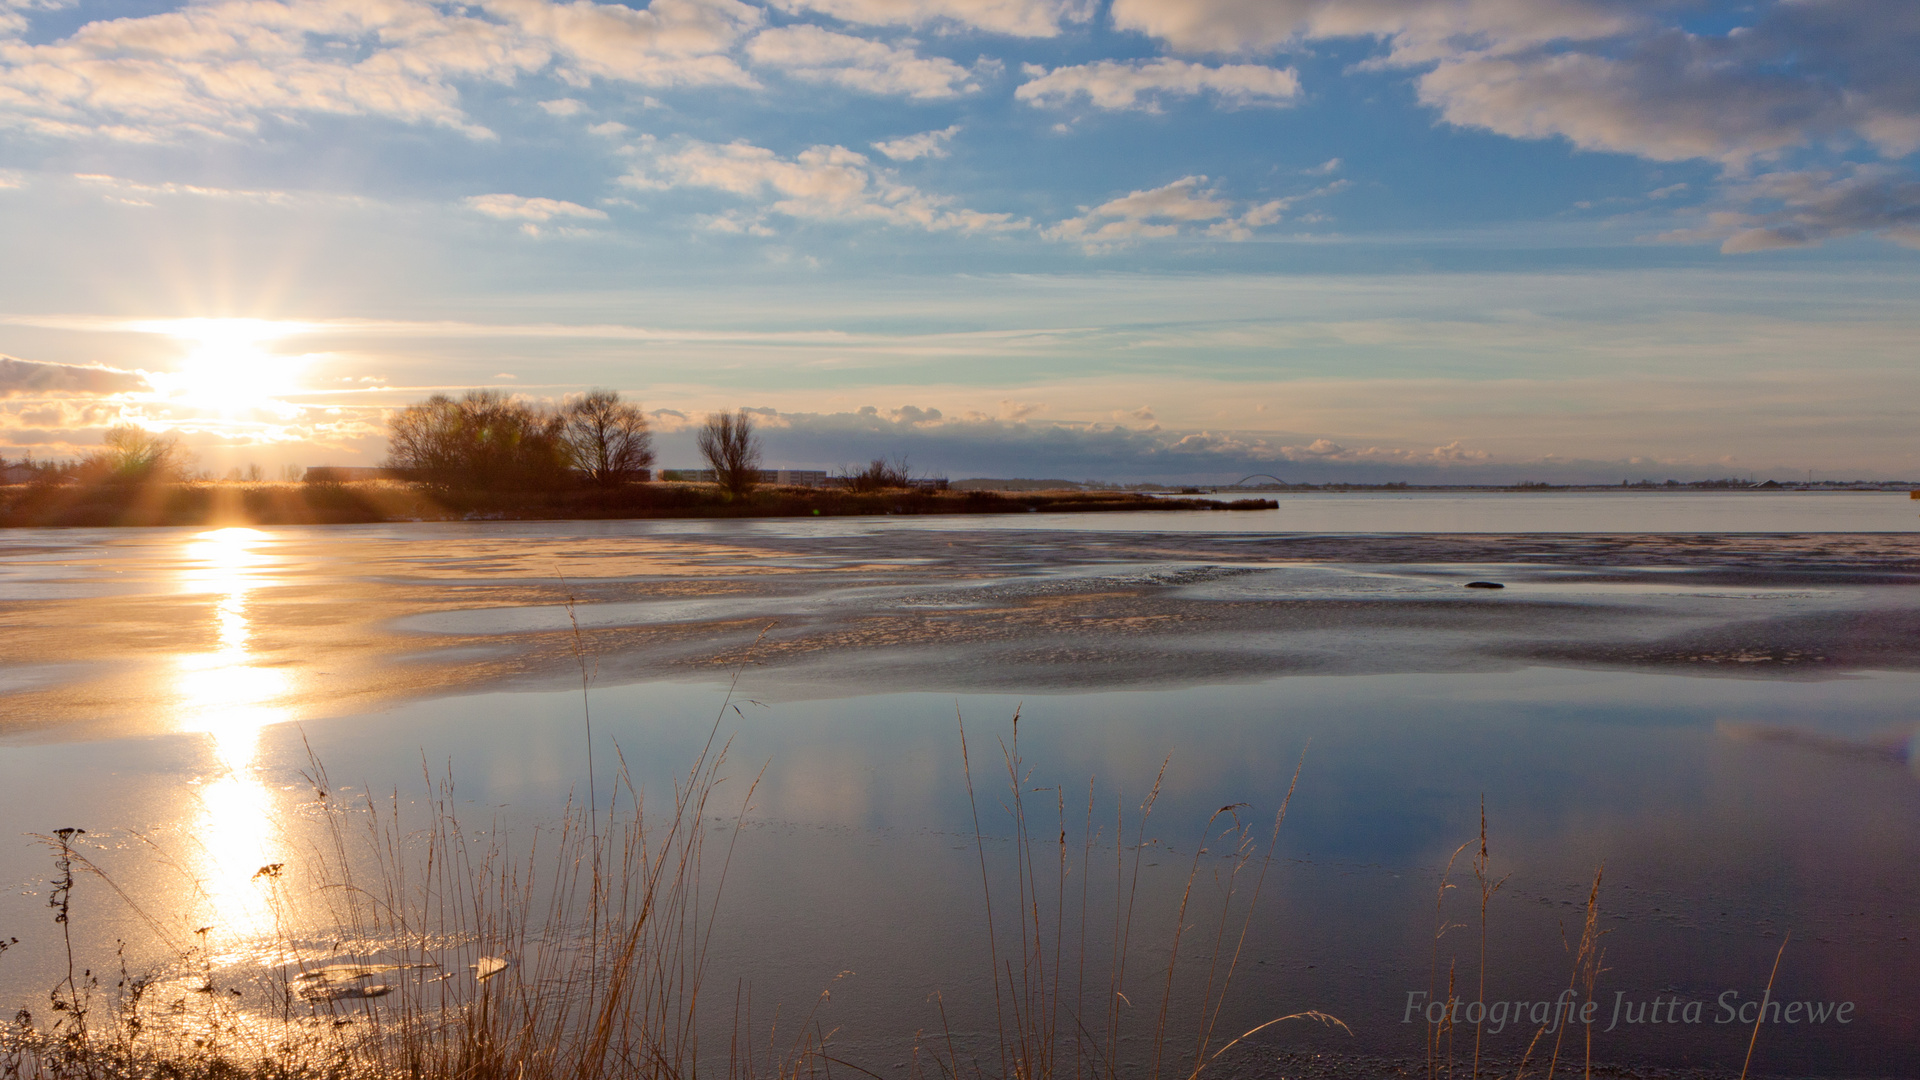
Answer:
[0, 0, 1916, 480]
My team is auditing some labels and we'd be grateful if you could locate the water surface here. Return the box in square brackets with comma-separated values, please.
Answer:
[1, 501, 1916, 1077]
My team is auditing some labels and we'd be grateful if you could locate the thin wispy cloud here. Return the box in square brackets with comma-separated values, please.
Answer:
[872, 125, 961, 161]
[621, 136, 1028, 234]
[1017, 58, 1300, 112]
[747, 26, 976, 99]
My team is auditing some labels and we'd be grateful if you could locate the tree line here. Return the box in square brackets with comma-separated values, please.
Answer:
[5, 390, 926, 498]
[383, 388, 777, 496]
[382, 390, 933, 497]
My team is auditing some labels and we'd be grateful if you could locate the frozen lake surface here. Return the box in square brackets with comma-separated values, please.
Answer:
[1, 498, 1917, 1078]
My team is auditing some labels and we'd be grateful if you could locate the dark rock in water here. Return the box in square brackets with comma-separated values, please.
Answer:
[1464, 581, 1505, 589]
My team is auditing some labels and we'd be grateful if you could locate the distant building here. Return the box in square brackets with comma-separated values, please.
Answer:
[1, 465, 34, 485]
[661, 468, 830, 487]
[303, 466, 397, 482]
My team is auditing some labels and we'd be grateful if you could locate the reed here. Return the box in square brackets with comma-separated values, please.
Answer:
[911, 711, 1341, 1080]
[1, 688, 779, 1080]
[1, 699, 1323, 1080]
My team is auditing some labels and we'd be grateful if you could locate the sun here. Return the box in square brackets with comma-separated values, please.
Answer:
[146, 318, 310, 415]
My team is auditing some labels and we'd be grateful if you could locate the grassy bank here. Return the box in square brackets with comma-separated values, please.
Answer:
[0, 480, 1276, 528]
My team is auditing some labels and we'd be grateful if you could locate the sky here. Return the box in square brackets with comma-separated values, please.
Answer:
[0, 0, 1916, 483]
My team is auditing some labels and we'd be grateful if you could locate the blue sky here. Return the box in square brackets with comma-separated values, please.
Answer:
[0, 0, 1916, 482]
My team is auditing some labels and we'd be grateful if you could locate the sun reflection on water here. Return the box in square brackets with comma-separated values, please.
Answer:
[173, 527, 291, 945]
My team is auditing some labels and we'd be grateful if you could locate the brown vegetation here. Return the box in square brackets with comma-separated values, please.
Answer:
[836, 456, 916, 492]
[0, 478, 1274, 528]
[695, 410, 763, 498]
[0, 692, 1319, 1080]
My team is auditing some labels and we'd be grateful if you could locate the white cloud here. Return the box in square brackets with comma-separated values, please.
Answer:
[464, 192, 609, 222]
[621, 136, 1027, 233]
[1046, 175, 1343, 249]
[872, 124, 959, 160]
[746, 25, 974, 99]
[540, 96, 587, 116]
[765, 0, 1092, 39]
[482, 0, 760, 87]
[1016, 58, 1299, 112]
[0, 0, 759, 142]
[0, 1, 540, 140]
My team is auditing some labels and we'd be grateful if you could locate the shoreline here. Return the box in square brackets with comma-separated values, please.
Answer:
[0, 479, 1276, 528]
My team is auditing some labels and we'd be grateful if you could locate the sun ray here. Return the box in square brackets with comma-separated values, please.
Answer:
[144, 319, 312, 417]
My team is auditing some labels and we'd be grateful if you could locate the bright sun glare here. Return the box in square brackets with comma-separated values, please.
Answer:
[145, 318, 310, 415]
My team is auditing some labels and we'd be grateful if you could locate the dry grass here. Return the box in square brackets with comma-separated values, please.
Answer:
[909, 712, 1342, 1080]
[0, 689, 795, 1080]
[1422, 812, 1609, 1080]
[0, 694, 1323, 1080]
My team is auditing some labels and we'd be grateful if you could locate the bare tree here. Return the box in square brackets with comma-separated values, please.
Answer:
[81, 424, 184, 483]
[384, 389, 569, 490]
[562, 388, 654, 486]
[696, 409, 762, 498]
[836, 455, 915, 492]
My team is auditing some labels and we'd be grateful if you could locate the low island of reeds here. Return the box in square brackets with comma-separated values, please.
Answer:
[0, 478, 1276, 529]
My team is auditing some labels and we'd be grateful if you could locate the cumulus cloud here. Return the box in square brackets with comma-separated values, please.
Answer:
[746, 25, 974, 99]
[1421, 2, 1920, 166]
[765, 0, 1092, 39]
[1103, 0, 1920, 253]
[621, 136, 1027, 233]
[1105, 1, 1879, 167]
[1046, 175, 1342, 248]
[1263, 436, 1489, 465]
[1016, 58, 1299, 112]
[464, 192, 609, 221]
[872, 124, 960, 161]
[0, 355, 149, 398]
[479, 0, 760, 86]
[0, 0, 758, 142]
[1661, 166, 1920, 254]
[646, 403, 1505, 482]
[1411, 34, 1858, 167]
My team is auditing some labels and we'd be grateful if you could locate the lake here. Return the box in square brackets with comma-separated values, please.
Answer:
[1, 493, 1916, 1078]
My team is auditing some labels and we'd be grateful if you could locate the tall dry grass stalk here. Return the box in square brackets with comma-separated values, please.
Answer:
[1422, 812, 1608, 1080]
[3, 641, 1323, 1080]
[920, 712, 1341, 1080]
[0, 690, 794, 1080]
